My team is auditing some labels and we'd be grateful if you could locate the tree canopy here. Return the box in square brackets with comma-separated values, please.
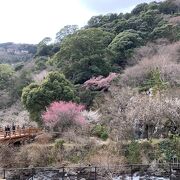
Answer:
[53, 28, 115, 83]
[0, 64, 14, 90]
[21, 71, 78, 123]
[55, 25, 79, 44]
[108, 30, 143, 66]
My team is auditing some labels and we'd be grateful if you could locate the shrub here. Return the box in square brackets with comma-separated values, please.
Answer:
[54, 139, 65, 150]
[42, 101, 86, 132]
[16, 144, 52, 167]
[125, 141, 141, 164]
[100, 132, 109, 141]
[139, 68, 168, 93]
[158, 136, 180, 162]
[77, 87, 98, 108]
[92, 124, 108, 141]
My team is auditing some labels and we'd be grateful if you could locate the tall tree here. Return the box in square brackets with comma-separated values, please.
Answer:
[55, 25, 79, 44]
[54, 28, 115, 84]
[21, 71, 78, 123]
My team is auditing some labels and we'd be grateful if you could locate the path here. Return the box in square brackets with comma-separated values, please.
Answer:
[0, 128, 41, 144]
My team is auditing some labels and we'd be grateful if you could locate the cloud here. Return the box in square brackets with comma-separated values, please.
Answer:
[79, 0, 162, 14]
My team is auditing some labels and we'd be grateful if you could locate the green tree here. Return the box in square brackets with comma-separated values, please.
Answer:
[21, 71, 78, 123]
[36, 37, 53, 57]
[55, 25, 79, 44]
[131, 3, 148, 15]
[159, 0, 179, 14]
[108, 30, 143, 66]
[53, 28, 115, 84]
[0, 64, 14, 90]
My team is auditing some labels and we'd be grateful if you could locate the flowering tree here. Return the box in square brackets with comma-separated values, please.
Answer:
[83, 73, 118, 91]
[42, 101, 86, 132]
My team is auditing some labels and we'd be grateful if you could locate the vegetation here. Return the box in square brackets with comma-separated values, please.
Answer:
[53, 28, 114, 83]
[21, 71, 78, 123]
[0, 0, 180, 174]
[0, 64, 14, 90]
[42, 101, 85, 132]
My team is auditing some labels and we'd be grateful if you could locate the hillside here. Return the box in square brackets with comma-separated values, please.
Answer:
[0, 42, 36, 64]
[0, 0, 180, 178]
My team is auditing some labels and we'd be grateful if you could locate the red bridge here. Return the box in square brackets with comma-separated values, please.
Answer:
[0, 128, 41, 145]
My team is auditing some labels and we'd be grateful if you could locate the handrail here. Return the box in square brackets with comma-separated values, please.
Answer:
[0, 128, 41, 141]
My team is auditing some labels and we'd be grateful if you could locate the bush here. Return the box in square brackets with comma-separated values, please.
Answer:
[100, 132, 109, 141]
[92, 124, 108, 141]
[77, 87, 98, 108]
[158, 136, 180, 162]
[125, 141, 141, 164]
[16, 144, 52, 167]
[54, 139, 65, 149]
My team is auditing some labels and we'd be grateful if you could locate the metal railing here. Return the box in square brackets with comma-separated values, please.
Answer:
[0, 163, 179, 180]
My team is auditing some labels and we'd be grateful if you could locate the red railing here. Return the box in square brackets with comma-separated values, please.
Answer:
[0, 127, 41, 141]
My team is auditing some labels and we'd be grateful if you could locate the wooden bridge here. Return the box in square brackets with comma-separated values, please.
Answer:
[0, 128, 41, 145]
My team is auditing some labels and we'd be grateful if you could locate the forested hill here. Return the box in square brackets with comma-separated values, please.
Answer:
[0, 0, 180, 171]
[31, 0, 180, 83]
[0, 42, 37, 64]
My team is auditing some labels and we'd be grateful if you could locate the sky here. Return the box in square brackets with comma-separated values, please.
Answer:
[0, 0, 162, 44]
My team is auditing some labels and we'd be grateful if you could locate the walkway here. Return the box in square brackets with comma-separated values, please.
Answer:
[0, 128, 41, 143]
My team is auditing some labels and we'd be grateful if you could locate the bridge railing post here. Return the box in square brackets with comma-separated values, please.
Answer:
[62, 167, 65, 180]
[94, 166, 97, 180]
[3, 169, 5, 179]
[31, 168, 35, 180]
[169, 163, 172, 180]
[130, 165, 133, 180]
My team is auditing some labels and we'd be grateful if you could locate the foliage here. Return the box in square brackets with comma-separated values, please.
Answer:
[92, 124, 108, 141]
[151, 23, 180, 41]
[55, 25, 79, 44]
[83, 73, 118, 91]
[87, 14, 118, 28]
[53, 28, 115, 83]
[34, 56, 48, 71]
[108, 30, 143, 66]
[0, 64, 14, 90]
[139, 68, 168, 93]
[42, 101, 85, 132]
[22, 71, 77, 123]
[159, 0, 180, 14]
[54, 139, 65, 149]
[158, 136, 180, 161]
[10, 69, 33, 100]
[131, 3, 148, 15]
[125, 140, 141, 164]
[77, 87, 98, 108]
[36, 37, 54, 57]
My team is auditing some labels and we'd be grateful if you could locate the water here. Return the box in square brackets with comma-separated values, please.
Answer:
[28, 171, 170, 180]
[113, 175, 169, 180]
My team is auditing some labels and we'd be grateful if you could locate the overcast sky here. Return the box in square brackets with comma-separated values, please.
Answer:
[0, 0, 162, 44]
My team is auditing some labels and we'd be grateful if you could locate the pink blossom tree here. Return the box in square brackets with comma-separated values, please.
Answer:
[83, 73, 118, 91]
[42, 101, 86, 132]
